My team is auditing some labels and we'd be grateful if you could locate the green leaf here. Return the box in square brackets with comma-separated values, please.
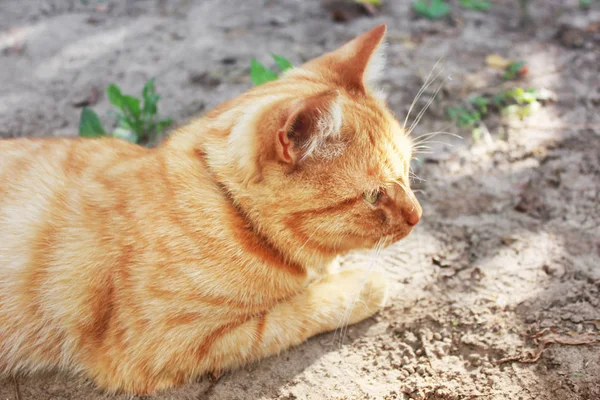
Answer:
[413, 0, 450, 19]
[250, 59, 279, 86]
[142, 78, 156, 100]
[142, 93, 160, 117]
[470, 96, 490, 115]
[460, 0, 491, 11]
[156, 118, 173, 135]
[272, 54, 293, 73]
[492, 92, 508, 107]
[112, 127, 138, 143]
[107, 84, 124, 109]
[78, 108, 106, 138]
[116, 116, 132, 130]
[412, 1, 428, 15]
[141, 79, 160, 118]
[503, 61, 525, 80]
[121, 95, 141, 118]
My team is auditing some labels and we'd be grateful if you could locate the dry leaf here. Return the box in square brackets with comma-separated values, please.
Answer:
[486, 54, 512, 69]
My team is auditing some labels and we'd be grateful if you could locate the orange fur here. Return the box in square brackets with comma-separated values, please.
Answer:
[0, 25, 421, 394]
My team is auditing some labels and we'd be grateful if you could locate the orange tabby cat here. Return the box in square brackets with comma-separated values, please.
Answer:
[0, 24, 421, 394]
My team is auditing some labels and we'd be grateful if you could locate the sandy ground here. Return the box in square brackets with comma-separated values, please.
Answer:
[1, 0, 600, 399]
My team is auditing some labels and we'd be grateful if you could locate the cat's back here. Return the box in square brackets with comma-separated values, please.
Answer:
[0, 137, 146, 279]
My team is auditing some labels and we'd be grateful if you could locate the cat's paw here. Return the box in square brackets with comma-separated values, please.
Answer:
[348, 270, 388, 325]
[329, 269, 388, 326]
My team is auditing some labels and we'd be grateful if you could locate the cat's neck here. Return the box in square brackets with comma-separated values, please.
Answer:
[163, 112, 338, 276]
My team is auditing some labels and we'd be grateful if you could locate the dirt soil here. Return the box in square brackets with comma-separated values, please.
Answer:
[1, 0, 599, 399]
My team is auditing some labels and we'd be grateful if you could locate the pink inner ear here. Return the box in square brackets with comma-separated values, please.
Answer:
[277, 129, 293, 163]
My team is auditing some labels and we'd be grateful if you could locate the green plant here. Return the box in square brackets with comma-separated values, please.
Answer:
[503, 61, 526, 80]
[447, 106, 481, 128]
[250, 54, 293, 86]
[460, 0, 491, 11]
[78, 79, 172, 145]
[447, 87, 551, 141]
[79, 108, 106, 137]
[579, 0, 592, 8]
[412, 0, 450, 19]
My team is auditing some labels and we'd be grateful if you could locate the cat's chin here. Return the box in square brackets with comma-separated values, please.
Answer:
[388, 228, 414, 245]
[332, 227, 415, 253]
[372, 227, 414, 249]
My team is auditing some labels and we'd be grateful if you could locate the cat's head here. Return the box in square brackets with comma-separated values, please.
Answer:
[225, 25, 421, 256]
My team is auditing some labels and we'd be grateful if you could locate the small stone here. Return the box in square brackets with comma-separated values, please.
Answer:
[542, 263, 565, 277]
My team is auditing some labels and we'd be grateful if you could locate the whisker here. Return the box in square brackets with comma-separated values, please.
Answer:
[293, 221, 326, 260]
[402, 58, 444, 131]
[409, 172, 425, 183]
[412, 130, 461, 144]
[414, 140, 455, 148]
[334, 237, 385, 347]
[412, 145, 432, 151]
[407, 78, 446, 137]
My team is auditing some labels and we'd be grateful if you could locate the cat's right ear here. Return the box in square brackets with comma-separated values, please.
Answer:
[274, 91, 342, 165]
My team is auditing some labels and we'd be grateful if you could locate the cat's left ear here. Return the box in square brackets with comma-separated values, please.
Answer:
[274, 90, 342, 165]
[304, 24, 387, 93]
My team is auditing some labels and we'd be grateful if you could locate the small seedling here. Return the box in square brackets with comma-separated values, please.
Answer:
[79, 108, 106, 137]
[447, 106, 481, 128]
[470, 96, 490, 115]
[250, 54, 293, 86]
[78, 78, 172, 146]
[412, 0, 450, 19]
[447, 87, 551, 141]
[460, 0, 491, 11]
[503, 61, 527, 80]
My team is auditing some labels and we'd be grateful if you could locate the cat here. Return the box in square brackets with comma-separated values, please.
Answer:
[0, 24, 421, 394]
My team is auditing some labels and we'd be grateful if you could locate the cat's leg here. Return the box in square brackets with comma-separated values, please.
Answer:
[94, 269, 387, 394]
[205, 268, 388, 374]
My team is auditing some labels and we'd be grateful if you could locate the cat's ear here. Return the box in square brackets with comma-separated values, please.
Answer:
[274, 90, 342, 165]
[305, 24, 387, 92]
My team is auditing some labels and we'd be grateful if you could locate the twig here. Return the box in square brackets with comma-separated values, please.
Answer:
[496, 329, 600, 365]
[506, 123, 600, 131]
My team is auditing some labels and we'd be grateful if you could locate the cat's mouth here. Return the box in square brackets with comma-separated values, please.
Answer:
[381, 225, 414, 246]
[347, 226, 414, 250]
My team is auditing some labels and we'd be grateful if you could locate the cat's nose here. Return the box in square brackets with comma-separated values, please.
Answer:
[399, 188, 422, 226]
[402, 202, 422, 226]
[385, 185, 422, 227]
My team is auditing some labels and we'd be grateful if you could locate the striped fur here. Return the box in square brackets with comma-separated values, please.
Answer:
[0, 25, 421, 393]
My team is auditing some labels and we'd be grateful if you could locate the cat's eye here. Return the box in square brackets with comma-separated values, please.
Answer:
[363, 190, 381, 204]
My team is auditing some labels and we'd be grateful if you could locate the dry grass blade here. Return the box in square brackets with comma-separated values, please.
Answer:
[496, 329, 600, 364]
[13, 376, 22, 400]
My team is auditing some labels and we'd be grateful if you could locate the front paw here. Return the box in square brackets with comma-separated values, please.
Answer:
[332, 269, 388, 326]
